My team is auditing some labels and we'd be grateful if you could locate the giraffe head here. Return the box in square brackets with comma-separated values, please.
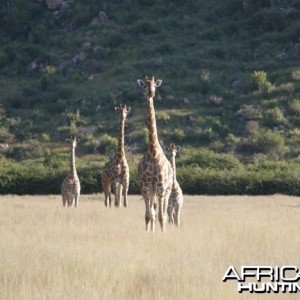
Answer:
[115, 104, 131, 117]
[137, 76, 162, 98]
[167, 143, 181, 158]
[66, 136, 78, 148]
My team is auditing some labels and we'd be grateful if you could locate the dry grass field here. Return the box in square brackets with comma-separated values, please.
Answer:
[1, 194, 300, 300]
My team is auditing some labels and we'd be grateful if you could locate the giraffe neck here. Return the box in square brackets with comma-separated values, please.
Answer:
[147, 96, 161, 154]
[117, 113, 126, 160]
[171, 154, 177, 185]
[70, 145, 77, 177]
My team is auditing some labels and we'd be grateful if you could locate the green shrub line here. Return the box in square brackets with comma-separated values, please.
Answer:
[1, 157, 300, 196]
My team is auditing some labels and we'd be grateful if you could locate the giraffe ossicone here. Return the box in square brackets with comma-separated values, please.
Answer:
[102, 104, 130, 208]
[137, 76, 173, 232]
[61, 136, 81, 207]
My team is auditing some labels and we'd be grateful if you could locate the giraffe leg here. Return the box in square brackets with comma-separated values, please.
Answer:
[173, 210, 176, 225]
[167, 204, 174, 224]
[157, 196, 165, 232]
[167, 192, 173, 224]
[71, 195, 76, 207]
[161, 187, 171, 228]
[157, 187, 171, 232]
[143, 189, 155, 232]
[114, 182, 120, 207]
[67, 197, 73, 207]
[123, 182, 129, 208]
[104, 193, 109, 207]
[74, 192, 80, 207]
[62, 195, 67, 207]
[102, 171, 111, 207]
[175, 205, 182, 227]
[149, 191, 156, 232]
[144, 197, 151, 232]
[108, 193, 112, 207]
[157, 191, 167, 232]
[103, 179, 111, 207]
[118, 184, 123, 208]
[163, 187, 171, 217]
[114, 182, 122, 207]
[123, 190, 128, 208]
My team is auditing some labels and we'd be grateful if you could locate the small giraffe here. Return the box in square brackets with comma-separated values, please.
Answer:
[102, 104, 131, 207]
[167, 143, 184, 227]
[137, 76, 173, 232]
[61, 136, 81, 207]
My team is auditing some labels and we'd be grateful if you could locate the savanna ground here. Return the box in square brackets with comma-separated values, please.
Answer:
[1, 194, 300, 300]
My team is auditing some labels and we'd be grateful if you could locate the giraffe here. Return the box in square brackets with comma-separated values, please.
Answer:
[167, 143, 184, 227]
[137, 76, 173, 232]
[61, 136, 81, 207]
[102, 104, 131, 207]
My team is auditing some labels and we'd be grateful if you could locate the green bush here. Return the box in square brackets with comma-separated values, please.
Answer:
[40, 76, 50, 91]
[31, 24, 48, 43]
[80, 167, 102, 194]
[289, 99, 300, 116]
[97, 134, 118, 154]
[182, 148, 242, 170]
[132, 20, 160, 35]
[251, 70, 272, 92]
[72, 4, 96, 27]
[173, 129, 186, 143]
[264, 107, 286, 127]
[1, 156, 300, 196]
[156, 111, 170, 123]
[3, 46, 16, 62]
[2, 9, 31, 39]
[0, 127, 14, 141]
[248, 8, 287, 32]
[128, 165, 140, 195]
[250, 129, 285, 155]
[0, 157, 102, 194]
[0, 53, 8, 68]
[176, 166, 300, 195]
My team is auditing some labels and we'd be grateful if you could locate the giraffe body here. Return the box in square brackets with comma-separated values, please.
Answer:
[137, 76, 173, 232]
[167, 144, 184, 227]
[61, 137, 80, 207]
[102, 104, 130, 207]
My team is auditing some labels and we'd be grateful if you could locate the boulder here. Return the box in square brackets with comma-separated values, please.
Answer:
[47, 0, 62, 10]
[0, 143, 9, 155]
[99, 11, 108, 24]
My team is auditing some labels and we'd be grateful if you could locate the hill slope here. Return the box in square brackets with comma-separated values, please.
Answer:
[1, 0, 300, 194]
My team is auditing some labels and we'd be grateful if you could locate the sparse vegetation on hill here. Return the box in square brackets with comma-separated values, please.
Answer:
[1, 0, 300, 194]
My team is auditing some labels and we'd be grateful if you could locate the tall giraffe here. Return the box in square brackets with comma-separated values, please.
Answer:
[61, 136, 81, 207]
[137, 76, 173, 232]
[167, 143, 184, 227]
[102, 104, 131, 207]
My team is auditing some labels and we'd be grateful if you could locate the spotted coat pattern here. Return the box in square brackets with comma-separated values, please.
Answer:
[61, 137, 81, 207]
[167, 144, 184, 227]
[102, 104, 130, 207]
[137, 76, 173, 232]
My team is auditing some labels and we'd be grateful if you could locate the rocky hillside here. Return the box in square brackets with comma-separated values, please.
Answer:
[1, 0, 300, 165]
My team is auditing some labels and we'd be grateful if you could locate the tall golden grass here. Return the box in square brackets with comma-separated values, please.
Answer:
[1, 194, 300, 299]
